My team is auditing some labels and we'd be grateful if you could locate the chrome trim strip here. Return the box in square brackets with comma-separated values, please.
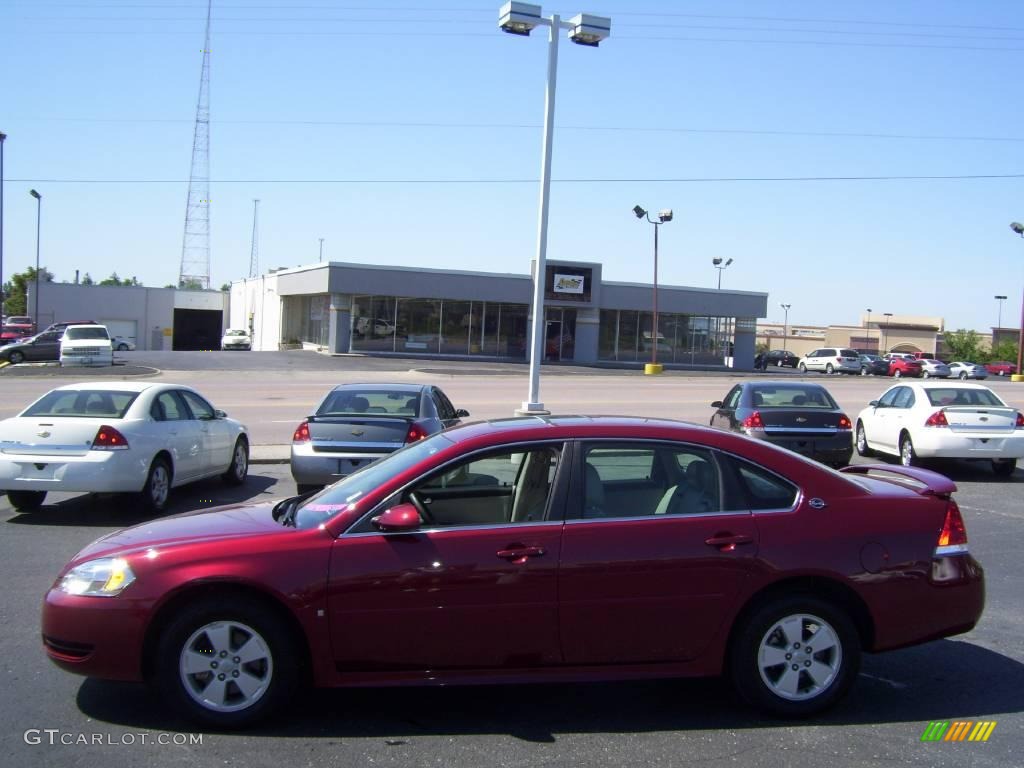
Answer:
[564, 510, 753, 524]
[763, 427, 846, 434]
[343, 520, 565, 538]
[934, 544, 969, 556]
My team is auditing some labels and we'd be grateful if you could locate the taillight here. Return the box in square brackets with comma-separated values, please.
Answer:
[405, 423, 427, 443]
[742, 411, 764, 430]
[925, 410, 949, 428]
[935, 500, 968, 555]
[835, 357, 842, 363]
[92, 425, 129, 450]
[292, 420, 310, 443]
[1016, 412, 1024, 428]
[837, 414, 851, 430]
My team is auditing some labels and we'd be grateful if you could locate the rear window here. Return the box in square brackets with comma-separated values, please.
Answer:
[839, 349, 859, 358]
[225, 329, 248, 336]
[64, 327, 110, 341]
[22, 389, 139, 418]
[750, 385, 837, 408]
[317, 389, 421, 417]
[925, 388, 1005, 407]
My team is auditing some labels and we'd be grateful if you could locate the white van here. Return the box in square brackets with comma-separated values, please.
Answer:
[60, 324, 114, 367]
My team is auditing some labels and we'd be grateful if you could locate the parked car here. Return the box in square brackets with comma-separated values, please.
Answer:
[290, 383, 469, 492]
[763, 349, 800, 368]
[0, 329, 63, 364]
[918, 358, 951, 379]
[1, 325, 33, 346]
[855, 381, 1023, 476]
[985, 360, 1017, 377]
[797, 347, 861, 375]
[709, 381, 853, 467]
[112, 336, 136, 351]
[5, 315, 34, 333]
[947, 361, 988, 380]
[884, 354, 923, 379]
[858, 354, 889, 376]
[42, 416, 985, 728]
[0, 382, 249, 512]
[221, 328, 252, 351]
[42, 320, 98, 335]
[59, 324, 113, 367]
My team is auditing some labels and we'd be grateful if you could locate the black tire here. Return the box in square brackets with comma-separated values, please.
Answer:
[139, 457, 172, 512]
[7, 490, 46, 511]
[117, 343, 129, 351]
[899, 433, 918, 467]
[221, 437, 249, 486]
[825, 364, 834, 375]
[992, 459, 1016, 478]
[855, 422, 873, 457]
[860, 367, 868, 376]
[730, 596, 860, 717]
[959, 372, 969, 380]
[8, 350, 25, 364]
[154, 597, 299, 728]
[893, 369, 902, 379]
[798, 363, 807, 373]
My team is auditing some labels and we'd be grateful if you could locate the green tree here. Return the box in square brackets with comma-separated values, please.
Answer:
[220, 282, 231, 291]
[989, 338, 1020, 364]
[179, 278, 204, 290]
[2, 266, 55, 316]
[81, 272, 94, 286]
[99, 272, 123, 286]
[943, 329, 984, 361]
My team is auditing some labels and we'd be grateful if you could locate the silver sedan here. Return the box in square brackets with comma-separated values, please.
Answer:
[919, 359, 950, 378]
[947, 361, 988, 380]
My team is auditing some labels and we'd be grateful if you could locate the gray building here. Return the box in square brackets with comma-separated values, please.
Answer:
[230, 260, 768, 368]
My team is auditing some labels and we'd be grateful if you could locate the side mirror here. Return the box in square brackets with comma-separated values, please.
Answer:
[710, 401, 723, 408]
[869, 400, 880, 408]
[455, 409, 470, 418]
[214, 409, 227, 418]
[371, 503, 422, 532]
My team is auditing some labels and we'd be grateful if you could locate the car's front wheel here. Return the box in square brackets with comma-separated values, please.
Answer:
[893, 369, 902, 379]
[731, 596, 860, 717]
[221, 438, 249, 486]
[6, 490, 46, 511]
[899, 434, 918, 467]
[993, 459, 1016, 477]
[798, 363, 807, 373]
[117, 343, 129, 351]
[959, 371, 969, 380]
[855, 422, 873, 457]
[155, 597, 299, 728]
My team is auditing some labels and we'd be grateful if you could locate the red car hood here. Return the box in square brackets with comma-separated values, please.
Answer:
[72, 501, 284, 563]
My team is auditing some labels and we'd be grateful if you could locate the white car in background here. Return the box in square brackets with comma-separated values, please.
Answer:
[855, 381, 1024, 477]
[112, 336, 136, 351]
[59, 324, 113, 367]
[221, 328, 252, 350]
[0, 382, 249, 512]
[947, 361, 988, 380]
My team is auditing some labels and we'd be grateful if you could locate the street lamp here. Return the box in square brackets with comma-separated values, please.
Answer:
[866, 308, 872, 351]
[29, 188, 41, 330]
[633, 205, 672, 371]
[0, 131, 6, 317]
[1007, 222, 1024, 377]
[780, 303, 791, 348]
[882, 312, 893, 353]
[712, 257, 733, 290]
[319, 238, 325, 263]
[500, 2, 611, 413]
[994, 294, 1007, 332]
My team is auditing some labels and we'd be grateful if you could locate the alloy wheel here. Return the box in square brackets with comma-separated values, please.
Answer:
[757, 613, 843, 702]
[178, 620, 273, 714]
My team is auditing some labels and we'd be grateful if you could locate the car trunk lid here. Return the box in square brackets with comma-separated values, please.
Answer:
[308, 415, 413, 453]
[941, 406, 1019, 434]
[0, 418, 104, 457]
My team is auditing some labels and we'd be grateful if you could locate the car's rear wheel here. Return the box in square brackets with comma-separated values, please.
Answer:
[922, 371, 930, 378]
[731, 596, 860, 717]
[155, 597, 298, 728]
[860, 367, 868, 376]
[117, 343, 129, 351]
[221, 438, 249, 486]
[8, 350, 25, 364]
[959, 371, 969, 380]
[139, 457, 172, 512]
[7, 490, 46, 511]
[825, 364, 834, 375]
[993, 459, 1016, 477]
[855, 422, 873, 457]
[899, 434, 918, 467]
[893, 369, 902, 379]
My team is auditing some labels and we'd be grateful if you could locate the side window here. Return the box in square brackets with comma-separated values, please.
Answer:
[723, 386, 742, 409]
[878, 388, 900, 407]
[152, 392, 187, 421]
[430, 391, 451, 421]
[725, 456, 799, 511]
[435, 389, 457, 420]
[179, 390, 215, 420]
[892, 387, 914, 409]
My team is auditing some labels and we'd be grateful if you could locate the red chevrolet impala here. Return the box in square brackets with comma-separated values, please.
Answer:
[42, 416, 984, 728]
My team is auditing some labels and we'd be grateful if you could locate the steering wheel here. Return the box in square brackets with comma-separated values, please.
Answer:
[407, 490, 433, 523]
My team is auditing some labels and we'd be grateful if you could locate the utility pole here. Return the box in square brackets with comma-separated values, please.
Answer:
[248, 199, 259, 277]
[319, 237, 324, 262]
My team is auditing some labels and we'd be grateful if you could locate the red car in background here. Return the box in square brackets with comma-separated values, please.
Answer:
[885, 354, 923, 378]
[1, 325, 32, 345]
[985, 361, 1018, 377]
[42, 417, 984, 728]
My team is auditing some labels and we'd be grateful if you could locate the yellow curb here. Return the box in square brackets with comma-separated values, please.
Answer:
[1011, 373, 1024, 382]
[644, 363, 664, 375]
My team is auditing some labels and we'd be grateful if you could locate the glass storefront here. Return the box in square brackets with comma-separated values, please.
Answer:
[598, 309, 733, 365]
[281, 295, 330, 347]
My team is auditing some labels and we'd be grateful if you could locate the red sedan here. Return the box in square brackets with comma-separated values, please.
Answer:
[42, 417, 984, 728]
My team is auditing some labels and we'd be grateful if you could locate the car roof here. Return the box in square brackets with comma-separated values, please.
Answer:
[330, 383, 427, 393]
[50, 382, 174, 393]
[444, 415, 723, 447]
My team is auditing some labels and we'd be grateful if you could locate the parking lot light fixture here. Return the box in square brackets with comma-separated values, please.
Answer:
[712, 257, 733, 290]
[29, 188, 41, 330]
[866, 308, 873, 351]
[882, 312, 893, 353]
[994, 295, 1007, 330]
[1007, 223, 1024, 378]
[500, 2, 611, 413]
[634, 206, 672, 372]
[780, 303, 791, 348]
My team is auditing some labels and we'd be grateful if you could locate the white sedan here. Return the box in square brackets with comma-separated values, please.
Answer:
[855, 381, 1024, 476]
[0, 382, 249, 512]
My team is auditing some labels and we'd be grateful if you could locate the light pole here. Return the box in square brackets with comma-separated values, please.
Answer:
[319, 238, 324, 262]
[1007, 222, 1024, 377]
[0, 131, 6, 317]
[780, 303, 791, 349]
[994, 294, 1007, 332]
[866, 308, 872, 351]
[633, 205, 672, 371]
[500, 2, 611, 413]
[712, 257, 733, 290]
[29, 188, 41, 330]
[882, 312, 893, 353]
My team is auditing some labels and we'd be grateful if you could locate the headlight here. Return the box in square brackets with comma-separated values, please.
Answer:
[58, 557, 135, 597]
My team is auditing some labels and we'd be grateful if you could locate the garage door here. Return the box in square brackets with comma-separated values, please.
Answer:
[101, 319, 138, 346]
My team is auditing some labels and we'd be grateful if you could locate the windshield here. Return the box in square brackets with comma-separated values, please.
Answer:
[64, 327, 110, 340]
[22, 389, 139, 418]
[226, 329, 248, 336]
[291, 432, 452, 529]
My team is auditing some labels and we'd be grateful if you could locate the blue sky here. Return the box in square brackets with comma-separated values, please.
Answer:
[2, 0, 1023, 332]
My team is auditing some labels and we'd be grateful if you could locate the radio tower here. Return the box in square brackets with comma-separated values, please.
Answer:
[179, 0, 212, 289]
[248, 199, 260, 277]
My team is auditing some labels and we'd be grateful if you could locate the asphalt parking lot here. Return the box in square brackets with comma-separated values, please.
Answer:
[1, 356, 1022, 768]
